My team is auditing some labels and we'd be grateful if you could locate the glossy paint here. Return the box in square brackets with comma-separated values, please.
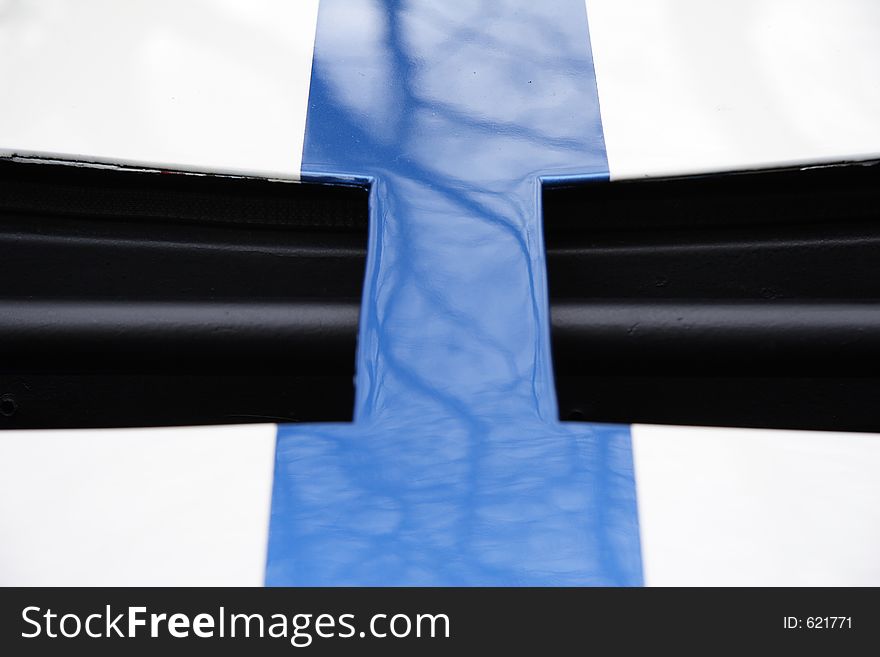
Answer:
[0, 424, 276, 586]
[0, 0, 879, 587]
[267, 0, 642, 585]
[0, 0, 319, 178]
[632, 425, 880, 586]
[4, 419, 880, 584]
[587, 0, 880, 179]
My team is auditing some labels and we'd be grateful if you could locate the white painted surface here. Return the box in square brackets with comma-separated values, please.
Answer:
[0, 0, 319, 178]
[0, 424, 277, 586]
[632, 424, 880, 586]
[586, 0, 880, 179]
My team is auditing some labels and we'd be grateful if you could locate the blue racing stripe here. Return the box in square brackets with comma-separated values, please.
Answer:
[266, 0, 642, 585]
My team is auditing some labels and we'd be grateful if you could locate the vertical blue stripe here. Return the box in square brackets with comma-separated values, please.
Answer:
[266, 0, 642, 585]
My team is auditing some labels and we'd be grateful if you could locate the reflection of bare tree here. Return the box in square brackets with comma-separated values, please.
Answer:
[368, 0, 532, 407]
[320, 0, 602, 409]
[417, 3, 585, 74]
[268, 0, 637, 586]
[303, 0, 619, 576]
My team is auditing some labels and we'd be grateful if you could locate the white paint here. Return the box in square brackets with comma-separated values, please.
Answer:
[0, 0, 319, 179]
[632, 424, 880, 586]
[0, 424, 277, 586]
[586, 0, 880, 179]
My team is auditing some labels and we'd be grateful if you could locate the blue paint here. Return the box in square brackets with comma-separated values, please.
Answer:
[266, 0, 642, 585]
